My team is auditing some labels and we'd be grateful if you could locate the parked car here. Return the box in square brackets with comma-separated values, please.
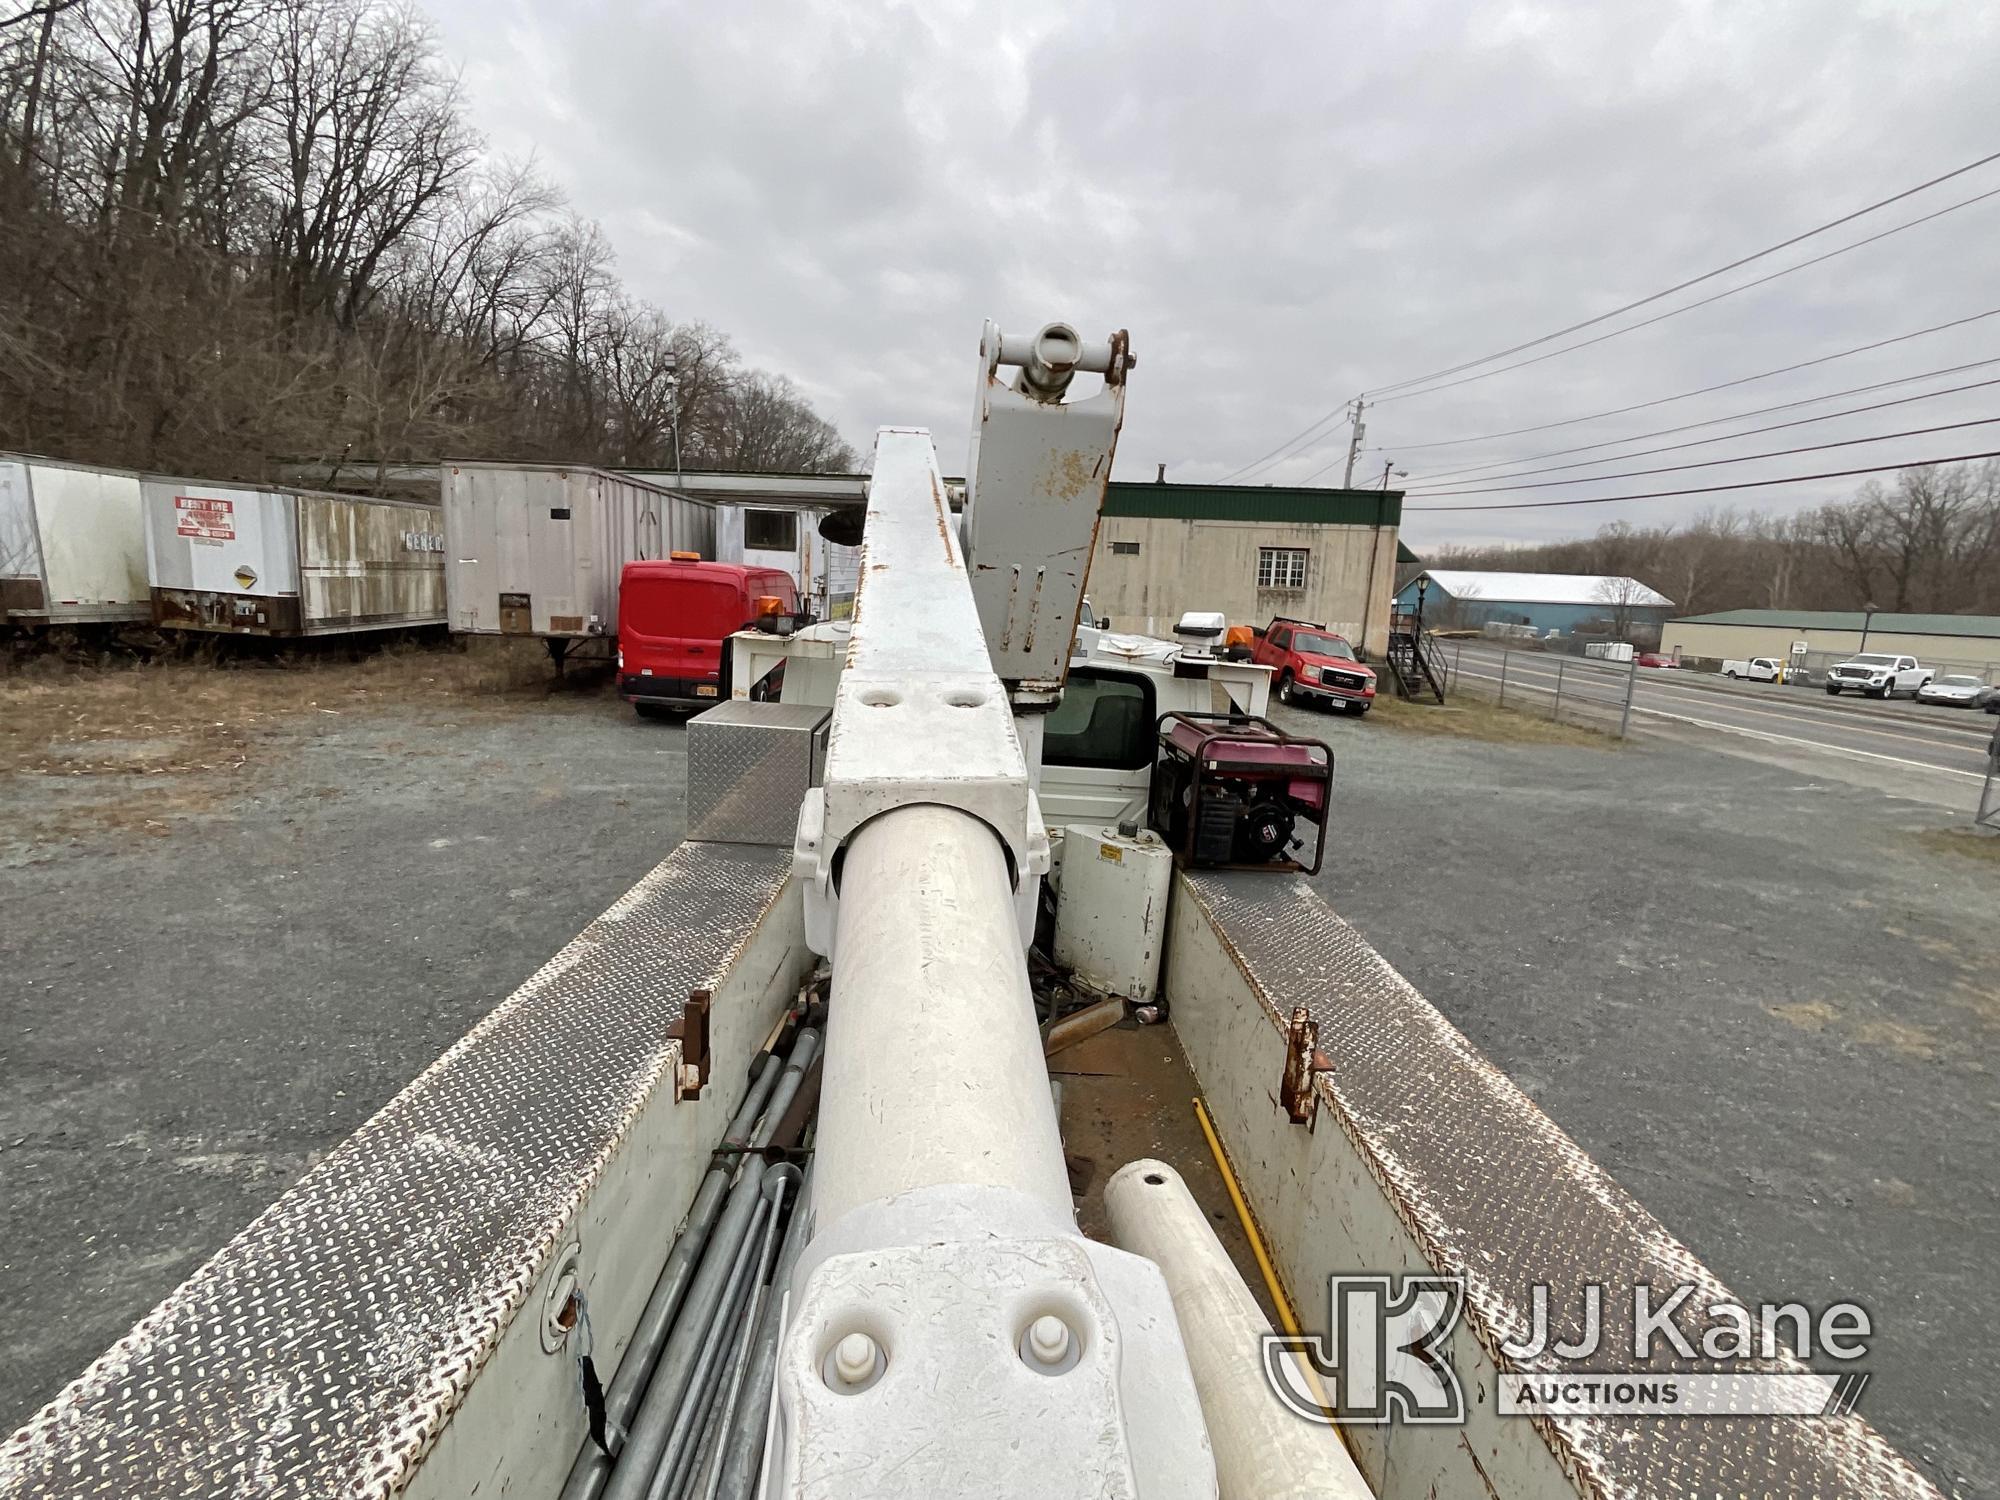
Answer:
[1635, 652, 1677, 668]
[1825, 653, 1933, 698]
[1721, 657, 1783, 682]
[617, 555, 802, 717]
[1251, 617, 1376, 714]
[1916, 674, 1993, 708]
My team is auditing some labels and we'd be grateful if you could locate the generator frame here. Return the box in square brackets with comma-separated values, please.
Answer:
[1149, 709, 1334, 875]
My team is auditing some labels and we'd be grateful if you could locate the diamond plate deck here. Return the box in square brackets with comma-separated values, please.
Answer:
[0, 841, 793, 1500]
[1183, 871, 1939, 1500]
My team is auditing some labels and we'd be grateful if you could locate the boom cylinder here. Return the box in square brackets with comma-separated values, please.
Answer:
[812, 802, 1072, 1237]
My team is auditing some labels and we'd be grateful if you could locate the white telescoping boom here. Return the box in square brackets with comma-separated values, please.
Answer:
[774, 331, 1217, 1497]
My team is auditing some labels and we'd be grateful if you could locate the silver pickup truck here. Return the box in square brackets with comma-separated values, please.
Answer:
[1825, 652, 1934, 698]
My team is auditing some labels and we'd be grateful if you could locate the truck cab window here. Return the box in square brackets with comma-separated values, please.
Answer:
[1043, 670, 1154, 770]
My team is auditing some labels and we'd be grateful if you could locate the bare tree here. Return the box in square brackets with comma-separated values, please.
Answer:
[0, 0, 856, 481]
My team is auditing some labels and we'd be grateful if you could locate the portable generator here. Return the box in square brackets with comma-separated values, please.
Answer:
[1147, 711, 1334, 874]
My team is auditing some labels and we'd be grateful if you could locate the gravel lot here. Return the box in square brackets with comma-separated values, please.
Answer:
[1275, 695, 1997, 1500]
[2, 657, 1994, 1497]
[0, 649, 691, 1434]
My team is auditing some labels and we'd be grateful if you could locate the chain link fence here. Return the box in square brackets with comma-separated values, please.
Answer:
[1981, 720, 2000, 829]
[1443, 642, 1639, 737]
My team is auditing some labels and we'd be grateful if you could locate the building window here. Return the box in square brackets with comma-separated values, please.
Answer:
[743, 509, 796, 551]
[1110, 540, 1141, 556]
[1257, 547, 1308, 590]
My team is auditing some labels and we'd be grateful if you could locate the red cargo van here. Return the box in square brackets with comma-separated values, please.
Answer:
[617, 556, 801, 716]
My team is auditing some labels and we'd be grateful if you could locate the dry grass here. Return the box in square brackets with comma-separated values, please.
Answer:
[0, 638, 559, 779]
[1914, 827, 2000, 865]
[1365, 689, 1618, 748]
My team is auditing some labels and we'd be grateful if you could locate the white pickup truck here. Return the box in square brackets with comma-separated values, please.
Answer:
[1825, 652, 1934, 698]
[1722, 657, 1783, 682]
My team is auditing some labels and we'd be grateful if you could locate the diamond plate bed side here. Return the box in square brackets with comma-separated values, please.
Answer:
[0, 841, 799, 1500]
[1172, 870, 1939, 1500]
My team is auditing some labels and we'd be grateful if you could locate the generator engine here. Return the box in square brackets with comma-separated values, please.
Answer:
[1147, 711, 1334, 874]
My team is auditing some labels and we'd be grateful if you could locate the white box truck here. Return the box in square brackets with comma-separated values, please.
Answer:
[441, 463, 715, 644]
[0, 454, 150, 624]
[1721, 656, 1783, 682]
[142, 478, 446, 636]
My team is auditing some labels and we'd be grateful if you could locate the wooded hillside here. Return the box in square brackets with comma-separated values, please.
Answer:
[0, 0, 857, 485]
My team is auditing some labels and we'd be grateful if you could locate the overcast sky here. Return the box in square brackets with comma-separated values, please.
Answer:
[421, 0, 1998, 548]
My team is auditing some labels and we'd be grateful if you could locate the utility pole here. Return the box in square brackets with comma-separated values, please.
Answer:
[1341, 398, 1367, 489]
[665, 352, 684, 488]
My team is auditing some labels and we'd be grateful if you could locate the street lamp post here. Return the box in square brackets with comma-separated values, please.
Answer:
[664, 352, 684, 489]
[1859, 601, 1878, 653]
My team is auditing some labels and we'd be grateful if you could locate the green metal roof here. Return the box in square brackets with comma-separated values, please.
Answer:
[1103, 481, 1401, 527]
[1396, 540, 1419, 564]
[1671, 608, 2000, 639]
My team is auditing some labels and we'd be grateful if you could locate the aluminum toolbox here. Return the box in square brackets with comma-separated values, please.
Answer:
[686, 701, 830, 845]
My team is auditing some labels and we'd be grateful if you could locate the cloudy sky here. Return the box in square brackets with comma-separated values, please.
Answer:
[420, 0, 1998, 548]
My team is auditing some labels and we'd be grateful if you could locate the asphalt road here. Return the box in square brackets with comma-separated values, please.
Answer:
[1446, 641, 1996, 803]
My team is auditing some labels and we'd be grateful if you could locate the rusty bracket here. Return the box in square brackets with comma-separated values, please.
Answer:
[1279, 1004, 1332, 1128]
[670, 988, 713, 1101]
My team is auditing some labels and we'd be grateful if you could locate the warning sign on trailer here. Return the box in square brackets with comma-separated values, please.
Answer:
[175, 495, 235, 543]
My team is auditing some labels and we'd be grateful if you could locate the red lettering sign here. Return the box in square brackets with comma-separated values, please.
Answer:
[175, 495, 235, 542]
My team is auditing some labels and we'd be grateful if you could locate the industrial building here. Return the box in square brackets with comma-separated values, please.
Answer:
[1394, 569, 1676, 640]
[1084, 481, 1404, 654]
[1662, 609, 2000, 676]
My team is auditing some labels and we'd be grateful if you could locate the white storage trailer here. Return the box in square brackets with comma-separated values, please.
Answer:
[142, 479, 445, 637]
[711, 503, 861, 616]
[0, 454, 150, 624]
[441, 463, 715, 641]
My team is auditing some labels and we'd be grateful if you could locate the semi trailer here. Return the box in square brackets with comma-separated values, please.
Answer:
[0, 453, 150, 625]
[142, 476, 446, 637]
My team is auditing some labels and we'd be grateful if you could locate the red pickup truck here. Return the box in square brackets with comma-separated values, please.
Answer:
[1251, 618, 1376, 715]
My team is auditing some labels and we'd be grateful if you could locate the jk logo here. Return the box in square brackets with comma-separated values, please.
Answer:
[1262, 1274, 1467, 1425]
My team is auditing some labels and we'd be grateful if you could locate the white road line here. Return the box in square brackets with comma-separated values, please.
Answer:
[1450, 664, 1987, 777]
[1453, 658, 1990, 750]
[1633, 683, 1994, 743]
[1634, 693, 1987, 751]
[1451, 649, 1995, 743]
[1631, 707, 1987, 779]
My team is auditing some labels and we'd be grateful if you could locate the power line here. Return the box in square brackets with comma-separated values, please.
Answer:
[1370, 182, 2000, 407]
[1382, 306, 2000, 453]
[1395, 356, 2000, 483]
[1217, 400, 1353, 484]
[1222, 149, 2000, 482]
[1407, 415, 2000, 497]
[1400, 374, 2000, 491]
[1405, 449, 2000, 513]
[1365, 146, 2000, 398]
